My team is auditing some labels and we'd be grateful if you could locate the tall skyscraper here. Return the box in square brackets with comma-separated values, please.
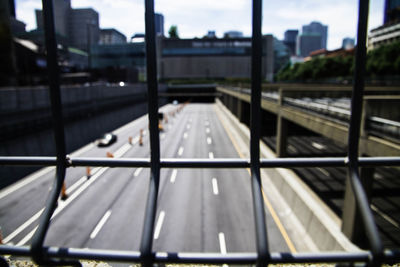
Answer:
[36, 0, 71, 38]
[296, 34, 322, 57]
[302, 21, 328, 49]
[69, 8, 99, 51]
[384, 0, 400, 24]
[155, 13, 164, 36]
[35, 2, 99, 51]
[283, 29, 298, 56]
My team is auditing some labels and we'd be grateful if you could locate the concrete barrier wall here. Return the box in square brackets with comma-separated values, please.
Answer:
[0, 83, 168, 188]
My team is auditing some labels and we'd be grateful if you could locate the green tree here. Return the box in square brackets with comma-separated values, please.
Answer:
[168, 25, 179, 38]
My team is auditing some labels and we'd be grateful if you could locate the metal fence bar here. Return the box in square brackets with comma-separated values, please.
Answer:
[1, 0, 400, 266]
[140, 0, 161, 266]
[30, 1, 80, 266]
[250, 0, 269, 265]
[1, 156, 400, 168]
[347, 0, 383, 265]
[5, 244, 400, 264]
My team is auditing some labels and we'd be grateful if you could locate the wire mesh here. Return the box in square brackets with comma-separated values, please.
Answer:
[0, 0, 399, 266]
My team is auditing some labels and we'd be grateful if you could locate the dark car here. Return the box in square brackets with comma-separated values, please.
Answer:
[97, 133, 117, 147]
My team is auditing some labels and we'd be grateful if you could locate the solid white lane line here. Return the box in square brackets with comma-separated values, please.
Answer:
[178, 147, 184, 156]
[207, 137, 212, 145]
[170, 169, 178, 183]
[312, 142, 326, 150]
[209, 152, 214, 159]
[212, 178, 219, 195]
[90, 210, 112, 239]
[183, 132, 188, 139]
[160, 133, 166, 139]
[218, 232, 227, 254]
[317, 167, 330, 177]
[205, 128, 210, 134]
[134, 167, 143, 177]
[153, 211, 165, 240]
[3, 208, 44, 244]
[0, 167, 54, 200]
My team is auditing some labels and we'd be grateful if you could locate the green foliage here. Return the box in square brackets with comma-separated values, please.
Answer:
[276, 41, 400, 82]
[366, 41, 400, 76]
[168, 25, 179, 38]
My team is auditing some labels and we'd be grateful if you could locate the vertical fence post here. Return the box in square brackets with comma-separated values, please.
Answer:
[30, 1, 80, 266]
[342, 0, 383, 265]
[140, 0, 161, 266]
[250, 0, 269, 266]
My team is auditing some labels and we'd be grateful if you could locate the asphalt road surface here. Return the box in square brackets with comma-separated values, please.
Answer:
[0, 103, 291, 257]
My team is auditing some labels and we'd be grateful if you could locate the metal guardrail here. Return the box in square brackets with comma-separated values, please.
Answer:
[0, 0, 400, 266]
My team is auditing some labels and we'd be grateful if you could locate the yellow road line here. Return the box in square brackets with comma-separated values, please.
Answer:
[214, 105, 297, 253]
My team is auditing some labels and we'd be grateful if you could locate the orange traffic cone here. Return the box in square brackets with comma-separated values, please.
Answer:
[86, 167, 91, 179]
[0, 227, 3, 245]
[61, 182, 68, 200]
[128, 136, 133, 145]
[106, 152, 114, 158]
[139, 129, 143, 146]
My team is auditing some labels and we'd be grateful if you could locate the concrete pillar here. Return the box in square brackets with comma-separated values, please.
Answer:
[237, 99, 243, 123]
[341, 166, 375, 248]
[276, 115, 288, 157]
[276, 88, 288, 157]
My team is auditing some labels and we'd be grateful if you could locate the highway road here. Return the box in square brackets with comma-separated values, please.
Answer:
[0, 103, 291, 258]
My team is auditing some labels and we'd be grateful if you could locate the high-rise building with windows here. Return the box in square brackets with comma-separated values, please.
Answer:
[296, 34, 322, 57]
[283, 29, 298, 56]
[36, 0, 71, 38]
[302, 21, 328, 49]
[69, 8, 99, 51]
[155, 13, 164, 36]
[384, 0, 400, 24]
[35, 1, 100, 51]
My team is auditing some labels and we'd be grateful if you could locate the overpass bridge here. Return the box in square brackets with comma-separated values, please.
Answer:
[217, 84, 400, 157]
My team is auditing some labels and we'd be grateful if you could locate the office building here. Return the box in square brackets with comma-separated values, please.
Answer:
[35, 0, 71, 38]
[283, 29, 298, 55]
[155, 13, 164, 36]
[100, 28, 127, 44]
[342, 37, 355, 50]
[35, 1, 99, 52]
[296, 33, 322, 57]
[69, 8, 99, 51]
[384, 0, 400, 24]
[302, 21, 328, 49]
[368, 22, 400, 50]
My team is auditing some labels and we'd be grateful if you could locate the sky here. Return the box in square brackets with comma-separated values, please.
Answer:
[15, 0, 385, 50]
